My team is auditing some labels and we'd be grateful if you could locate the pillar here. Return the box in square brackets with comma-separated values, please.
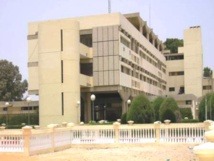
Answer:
[22, 126, 32, 156]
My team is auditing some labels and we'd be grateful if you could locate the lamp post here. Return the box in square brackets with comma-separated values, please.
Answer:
[27, 96, 31, 125]
[5, 102, 9, 127]
[77, 101, 80, 123]
[205, 97, 207, 120]
[90, 94, 96, 121]
[127, 99, 131, 110]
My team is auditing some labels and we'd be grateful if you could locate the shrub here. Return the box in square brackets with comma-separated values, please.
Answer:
[159, 97, 180, 122]
[181, 119, 200, 123]
[126, 94, 154, 123]
[180, 108, 193, 119]
[161, 108, 176, 123]
[121, 113, 127, 124]
[152, 97, 165, 121]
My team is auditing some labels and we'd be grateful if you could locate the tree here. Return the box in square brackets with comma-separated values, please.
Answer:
[159, 97, 181, 122]
[126, 94, 154, 123]
[164, 38, 183, 53]
[0, 60, 28, 101]
[203, 67, 212, 78]
[199, 93, 214, 121]
[152, 96, 165, 121]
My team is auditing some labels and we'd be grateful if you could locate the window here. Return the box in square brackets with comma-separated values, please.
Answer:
[3, 107, 7, 111]
[80, 34, 92, 47]
[203, 85, 212, 90]
[169, 71, 184, 76]
[186, 100, 192, 105]
[169, 87, 175, 92]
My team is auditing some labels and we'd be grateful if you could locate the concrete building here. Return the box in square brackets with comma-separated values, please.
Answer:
[27, 12, 167, 126]
[164, 26, 214, 119]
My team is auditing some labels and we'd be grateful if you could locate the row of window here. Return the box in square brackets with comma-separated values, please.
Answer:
[121, 65, 165, 89]
[120, 28, 166, 69]
[2, 107, 38, 111]
[169, 71, 184, 76]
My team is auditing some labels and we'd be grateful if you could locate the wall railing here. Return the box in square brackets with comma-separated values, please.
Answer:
[0, 121, 212, 156]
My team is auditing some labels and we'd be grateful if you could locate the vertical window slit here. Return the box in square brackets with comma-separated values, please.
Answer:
[61, 29, 63, 51]
[61, 60, 63, 83]
[62, 92, 64, 115]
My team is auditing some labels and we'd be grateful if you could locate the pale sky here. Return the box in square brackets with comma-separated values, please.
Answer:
[0, 0, 214, 81]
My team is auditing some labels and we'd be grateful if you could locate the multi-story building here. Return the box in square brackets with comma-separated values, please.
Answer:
[164, 26, 203, 97]
[27, 12, 167, 126]
[164, 26, 212, 119]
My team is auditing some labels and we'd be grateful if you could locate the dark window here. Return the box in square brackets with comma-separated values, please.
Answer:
[62, 92, 64, 115]
[186, 100, 192, 105]
[80, 63, 93, 76]
[178, 87, 184, 94]
[169, 87, 175, 92]
[80, 34, 92, 47]
[169, 71, 184, 76]
[3, 107, 7, 111]
[61, 29, 63, 51]
[203, 85, 212, 90]
[61, 60, 64, 83]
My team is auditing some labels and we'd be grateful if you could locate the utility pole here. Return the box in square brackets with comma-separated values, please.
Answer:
[205, 96, 207, 120]
[108, 0, 111, 13]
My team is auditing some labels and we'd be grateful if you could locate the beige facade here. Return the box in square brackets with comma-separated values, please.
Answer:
[165, 26, 203, 97]
[28, 12, 167, 126]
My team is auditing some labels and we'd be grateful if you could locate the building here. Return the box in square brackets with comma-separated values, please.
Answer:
[27, 12, 167, 126]
[164, 26, 203, 97]
[164, 26, 214, 119]
[0, 101, 39, 126]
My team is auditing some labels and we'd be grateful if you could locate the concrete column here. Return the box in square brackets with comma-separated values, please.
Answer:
[47, 124, 57, 152]
[113, 122, 120, 143]
[118, 88, 131, 114]
[22, 126, 32, 156]
[154, 122, 161, 143]
[86, 93, 92, 122]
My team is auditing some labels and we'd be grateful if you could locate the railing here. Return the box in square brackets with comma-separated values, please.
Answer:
[71, 125, 115, 144]
[0, 121, 212, 156]
[0, 130, 23, 152]
[160, 124, 205, 143]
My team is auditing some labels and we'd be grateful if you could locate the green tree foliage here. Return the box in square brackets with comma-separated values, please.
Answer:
[159, 97, 181, 122]
[164, 38, 183, 53]
[121, 112, 127, 124]
[199, 93, 214, 121]
[161, 109, 176, 122]
[126, 94, 154, 123]
[0, 60, 28, 101]
[180, 108, 193, 119]
[152, 96, 164, 121]
[203, 67, 212, 77]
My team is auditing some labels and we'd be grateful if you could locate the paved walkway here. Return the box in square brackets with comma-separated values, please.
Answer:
[0, 144, 198, 161]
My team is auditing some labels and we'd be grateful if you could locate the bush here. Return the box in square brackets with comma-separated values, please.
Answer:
[180, 108, 193, 119]
[121, 113, 127, 124]
[126, 94, 154, 123]
[181, 119, 200, 123]
[159, 97, 180, 122]
[152, 97, 165, 121]
[161, 108, 176, 122]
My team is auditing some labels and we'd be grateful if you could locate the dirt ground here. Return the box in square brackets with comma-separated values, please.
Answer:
[0, 144, 198, 161]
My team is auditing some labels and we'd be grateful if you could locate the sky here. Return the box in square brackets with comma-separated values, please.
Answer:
[0, 0, 214, 81]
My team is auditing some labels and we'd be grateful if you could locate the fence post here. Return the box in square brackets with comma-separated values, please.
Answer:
[47, 124, 57, 152]
[204, 120, 213, 131]
[154, 122, 161, 143]
[22, 126, 32, 156]
[113, 122, 120, 143]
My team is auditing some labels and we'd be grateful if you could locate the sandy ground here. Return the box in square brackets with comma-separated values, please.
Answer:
[0, 144, 198, 161]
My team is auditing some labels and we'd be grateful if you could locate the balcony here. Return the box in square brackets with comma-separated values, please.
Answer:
[80, 74, 93, 87]
[79, 43, 92, 58]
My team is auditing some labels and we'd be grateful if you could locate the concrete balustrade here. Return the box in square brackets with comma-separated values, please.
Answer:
[0, 122, 210, 156]
[193, 121, 214, 161]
